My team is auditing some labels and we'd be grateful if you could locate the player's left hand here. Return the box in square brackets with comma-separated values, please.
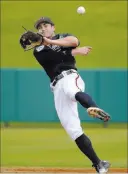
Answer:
[20, 31, 44, 51]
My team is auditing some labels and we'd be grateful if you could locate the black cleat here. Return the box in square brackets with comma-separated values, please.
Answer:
[87, 107, 111, 122]
[92, 160, 111, 173]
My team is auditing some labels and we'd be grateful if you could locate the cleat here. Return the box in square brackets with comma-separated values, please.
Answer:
[92, 160, 111, 173]
[87, 107, 111, 122]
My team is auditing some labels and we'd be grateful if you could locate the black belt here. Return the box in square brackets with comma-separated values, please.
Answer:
[52, 70, 76, 86]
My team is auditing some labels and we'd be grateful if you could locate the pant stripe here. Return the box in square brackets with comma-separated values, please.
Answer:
[75, 74, 82, 91]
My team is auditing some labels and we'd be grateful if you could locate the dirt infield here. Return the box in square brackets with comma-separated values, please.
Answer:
[1, 167, 128, 173]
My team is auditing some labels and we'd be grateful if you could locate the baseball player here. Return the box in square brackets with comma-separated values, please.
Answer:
[20, 17, 111, 173]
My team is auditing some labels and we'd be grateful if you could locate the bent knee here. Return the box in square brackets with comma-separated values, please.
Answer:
[65, 127, 84, 140]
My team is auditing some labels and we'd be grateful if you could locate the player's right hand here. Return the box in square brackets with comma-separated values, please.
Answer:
[71, 46, 92, 56]
[78, 46, 92, 56]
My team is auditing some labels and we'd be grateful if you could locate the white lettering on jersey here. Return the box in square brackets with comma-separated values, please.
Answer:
[51, 45, 61, 52]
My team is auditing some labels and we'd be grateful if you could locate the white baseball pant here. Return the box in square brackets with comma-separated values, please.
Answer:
[50, 70, 85, 140]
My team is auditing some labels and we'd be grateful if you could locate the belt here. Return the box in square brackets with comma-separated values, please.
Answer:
[52, 69, 76, 86]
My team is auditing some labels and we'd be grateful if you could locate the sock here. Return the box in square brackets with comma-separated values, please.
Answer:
[75, 134, 100, 165]
[75, 92, 98, 108]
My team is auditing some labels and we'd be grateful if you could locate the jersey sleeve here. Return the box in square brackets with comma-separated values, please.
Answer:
[60, 33, 80, 46]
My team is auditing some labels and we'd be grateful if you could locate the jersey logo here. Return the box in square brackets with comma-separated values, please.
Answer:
[36, 45, 44, 52]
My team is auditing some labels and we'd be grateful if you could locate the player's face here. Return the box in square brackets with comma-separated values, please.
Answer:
[37, 23, 55, 38]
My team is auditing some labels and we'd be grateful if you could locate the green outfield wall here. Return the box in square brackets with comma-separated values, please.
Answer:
[1, 69, 127, 123]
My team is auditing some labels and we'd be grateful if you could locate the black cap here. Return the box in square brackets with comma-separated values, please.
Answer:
[34, 17, 54, 29]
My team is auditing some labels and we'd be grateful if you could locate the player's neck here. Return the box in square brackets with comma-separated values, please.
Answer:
[49, 32, 55, 39]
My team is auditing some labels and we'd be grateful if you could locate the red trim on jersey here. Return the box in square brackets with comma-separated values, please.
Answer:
[75, 74, 82, 91]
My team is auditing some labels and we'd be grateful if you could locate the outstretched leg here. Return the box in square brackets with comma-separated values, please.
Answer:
[75, 92, 111, 122]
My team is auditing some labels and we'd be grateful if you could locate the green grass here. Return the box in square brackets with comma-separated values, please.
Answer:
[1, 122, 127, 129]
[1, 126, 127, 168]
[1, 1, 127, 68]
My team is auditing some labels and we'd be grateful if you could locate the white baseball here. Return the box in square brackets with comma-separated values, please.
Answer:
[77, 6, 85, 14]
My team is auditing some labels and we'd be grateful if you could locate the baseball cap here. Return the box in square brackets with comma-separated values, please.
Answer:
[34, 17, 54, 29]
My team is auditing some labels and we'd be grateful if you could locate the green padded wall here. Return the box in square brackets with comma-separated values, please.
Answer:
[1, 69, 127, 122]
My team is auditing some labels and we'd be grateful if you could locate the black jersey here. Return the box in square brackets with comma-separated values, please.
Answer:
[33, 33, 78, 82]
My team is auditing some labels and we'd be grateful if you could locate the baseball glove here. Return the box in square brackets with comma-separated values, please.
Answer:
[20, 31, 44, 51]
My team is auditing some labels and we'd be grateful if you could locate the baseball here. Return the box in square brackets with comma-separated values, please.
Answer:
[77, 6, 85, 14]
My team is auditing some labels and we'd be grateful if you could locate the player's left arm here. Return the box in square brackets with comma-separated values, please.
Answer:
[43, 36, 79, 47]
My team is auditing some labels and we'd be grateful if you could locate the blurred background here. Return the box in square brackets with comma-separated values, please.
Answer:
[1, 0, 127, 170]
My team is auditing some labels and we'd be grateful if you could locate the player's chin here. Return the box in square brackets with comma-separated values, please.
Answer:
[43, 33, 52, 38]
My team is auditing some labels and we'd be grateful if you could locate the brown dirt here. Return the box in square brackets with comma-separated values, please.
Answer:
[0, 167, 128, 173]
